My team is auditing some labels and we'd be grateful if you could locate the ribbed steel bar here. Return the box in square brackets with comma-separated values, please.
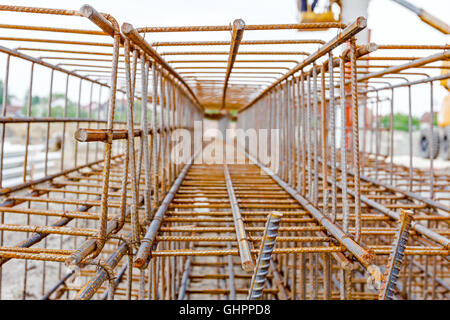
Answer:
[224, 164, 254, 272]
[248, 212, 283, 300]
[134, 150, 200, 268]
[379, 210, 413, 300]
[222, 19, 245, 110]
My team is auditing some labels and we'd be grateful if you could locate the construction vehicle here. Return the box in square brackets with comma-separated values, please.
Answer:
[299, 0, 449, 35]
[419, 63, 450, 160]
[297, 0, 341, 24]
[389, 1, 450, 159]
[298, 0, 450, 160]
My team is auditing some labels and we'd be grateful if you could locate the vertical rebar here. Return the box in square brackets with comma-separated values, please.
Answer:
[349, 39, 361, 242]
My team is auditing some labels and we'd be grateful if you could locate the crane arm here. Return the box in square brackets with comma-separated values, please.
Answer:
[390, 0, 449, 34]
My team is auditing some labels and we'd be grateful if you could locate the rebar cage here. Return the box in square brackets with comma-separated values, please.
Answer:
[0, 4, 448, 300]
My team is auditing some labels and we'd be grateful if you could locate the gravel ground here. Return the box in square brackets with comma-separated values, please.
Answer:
[364, 130, 450, 170]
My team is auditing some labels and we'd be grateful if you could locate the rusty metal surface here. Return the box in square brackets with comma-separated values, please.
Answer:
[0, 4, 447, 300]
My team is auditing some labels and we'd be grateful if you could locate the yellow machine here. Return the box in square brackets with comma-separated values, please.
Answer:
[439, 62, 450, 128]
[297, 0, 341, 24]
[434, 62, 450, 160]
[439, 96, 450, 128]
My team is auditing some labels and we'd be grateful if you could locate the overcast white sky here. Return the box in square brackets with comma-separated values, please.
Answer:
[1, 0, 446, 41]
[0, 0, 448, 116]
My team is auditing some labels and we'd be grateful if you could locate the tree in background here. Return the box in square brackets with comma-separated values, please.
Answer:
[380, 113, 421, 132]
[0, 79, 12, 106]
[21, 92, 88, 118]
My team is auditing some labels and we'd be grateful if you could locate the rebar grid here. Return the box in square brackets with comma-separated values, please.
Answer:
[0, 4, 447, 300]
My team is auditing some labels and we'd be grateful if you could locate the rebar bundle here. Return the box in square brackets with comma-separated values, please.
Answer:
[0, 4, 447, 300]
